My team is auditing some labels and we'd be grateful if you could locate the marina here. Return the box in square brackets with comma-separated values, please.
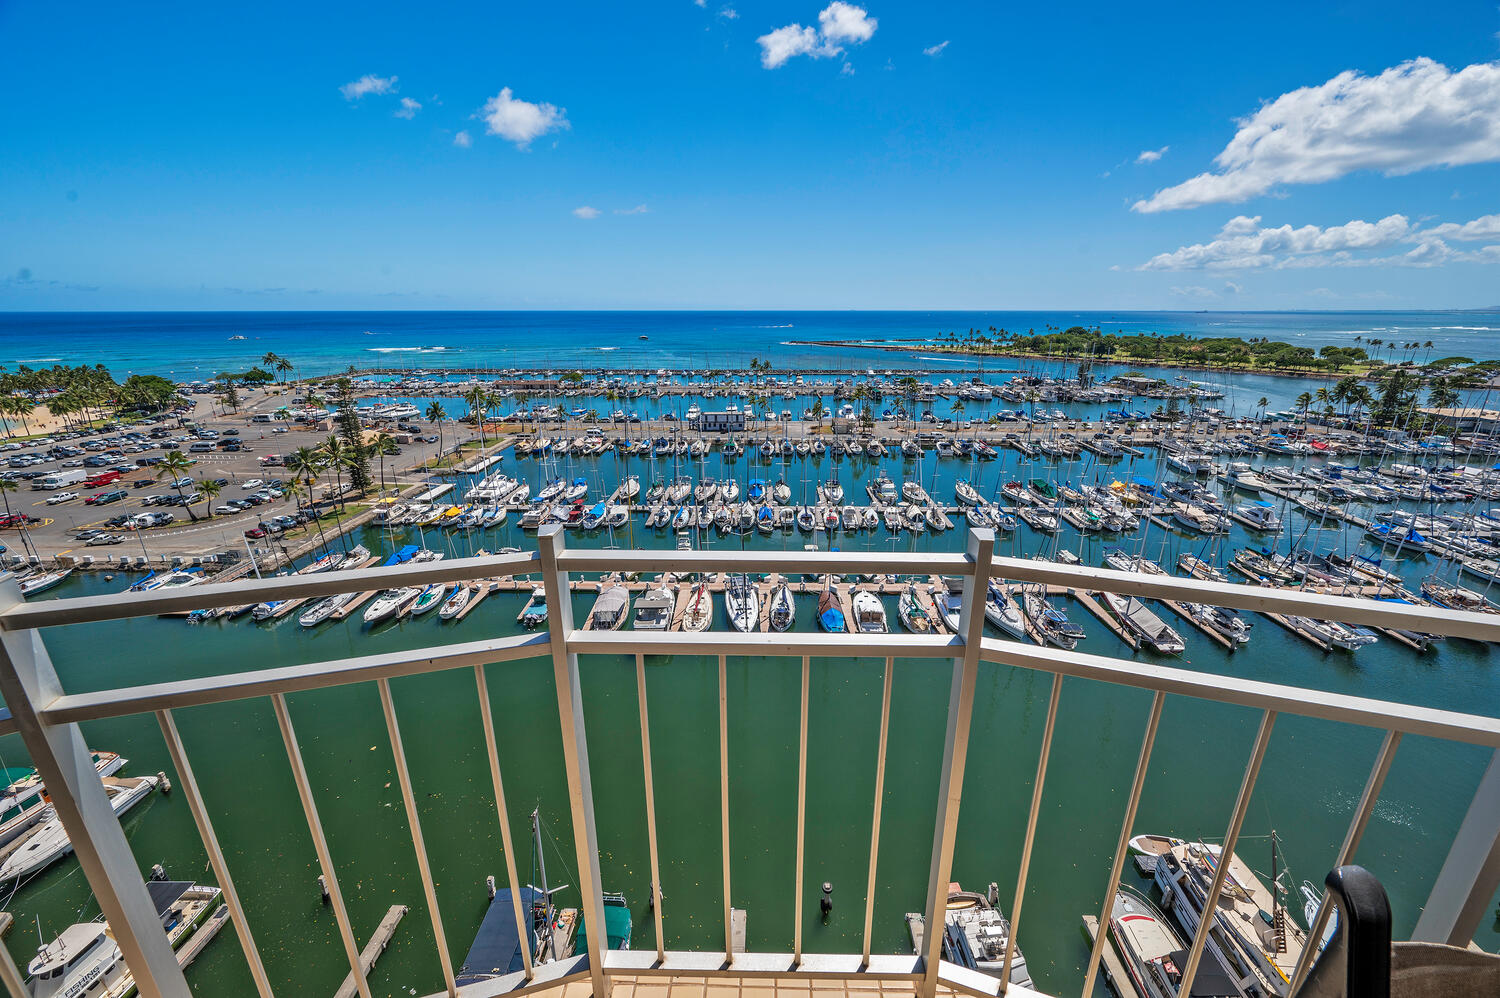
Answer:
[3, 352, 1500, 996]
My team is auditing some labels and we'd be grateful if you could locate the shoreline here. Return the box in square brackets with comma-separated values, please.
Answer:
[783, 339, 1363, 380]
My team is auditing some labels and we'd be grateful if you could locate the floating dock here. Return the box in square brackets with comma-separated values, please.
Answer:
[1080, 914, 1142, 998]
[333, 904, 408, 998]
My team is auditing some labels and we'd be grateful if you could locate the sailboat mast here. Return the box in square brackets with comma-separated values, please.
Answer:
[533, 807, 556, 960]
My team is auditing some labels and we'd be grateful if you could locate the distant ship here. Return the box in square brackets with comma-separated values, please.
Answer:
[228, 335, 246, 340]
[639, 334, 648, 340]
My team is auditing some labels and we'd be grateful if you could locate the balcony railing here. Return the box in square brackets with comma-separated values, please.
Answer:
[0, 524, 1497, 998]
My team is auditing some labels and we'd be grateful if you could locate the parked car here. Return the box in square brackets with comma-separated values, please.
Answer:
[85, 533, 124, 546]
[46, 491, 78, 505]
[243, 526, 267, 538]
[85, 490, 128, 505]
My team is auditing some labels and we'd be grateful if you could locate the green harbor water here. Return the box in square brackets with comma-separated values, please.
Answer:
[3, 442, 1499, 996]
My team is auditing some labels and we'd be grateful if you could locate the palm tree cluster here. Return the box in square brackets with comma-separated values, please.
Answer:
[0, 364, 182, 437]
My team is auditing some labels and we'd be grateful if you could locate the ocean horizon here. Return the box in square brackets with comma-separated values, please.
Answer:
[4, 308, 1500, 381]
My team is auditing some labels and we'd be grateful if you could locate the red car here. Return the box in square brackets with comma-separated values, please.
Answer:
[243, 526, 267, 539]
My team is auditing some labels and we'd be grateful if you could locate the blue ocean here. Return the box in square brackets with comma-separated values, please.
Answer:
[2, 310, 1498, 383]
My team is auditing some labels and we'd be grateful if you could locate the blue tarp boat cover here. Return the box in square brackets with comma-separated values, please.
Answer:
[456, 887, 541, 985]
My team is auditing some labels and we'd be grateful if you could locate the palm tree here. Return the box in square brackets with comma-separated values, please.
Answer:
[1256, 396, 1269, 423]
[275, 357, 294, 386]
[155, 451, 199, 521]
[318, 435, 352, 505]
[465, 386, 488, 450]
[1295, 392, 1313, 424]
[426, 401, 448, 464]
[287, 446, 325, 508]
[810, 398, 824, 426]
[368, 430, 397, 495]
[196, 478, 223, 519]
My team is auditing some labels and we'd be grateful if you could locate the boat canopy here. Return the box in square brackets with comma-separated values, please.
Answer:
[575, 895, 633, 952]
[383, 544, 420, 566]
[456, 887, 541, 984]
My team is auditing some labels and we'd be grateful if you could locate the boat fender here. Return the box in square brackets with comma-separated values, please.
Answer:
[486, 875, 496, 900]
[319, 875, 330, 904]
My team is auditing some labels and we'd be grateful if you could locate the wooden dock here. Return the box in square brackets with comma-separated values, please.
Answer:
[328, 590, 379, 621]
[1074, 591, 1140, 650]
[333, 905, 408, 998]
[1080, 915, 1142, 998]
[176, 904, 230, 969]
[450, 580, 500, 622]
[1260, 611, 1331, 651]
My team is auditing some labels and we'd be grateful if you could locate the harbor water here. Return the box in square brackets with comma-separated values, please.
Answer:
[3, 434, 1499, 996]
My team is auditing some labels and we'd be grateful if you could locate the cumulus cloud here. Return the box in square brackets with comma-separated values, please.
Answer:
[1136, 146, 1169, 164]
[758, 3, 876, 68]
[573, 206, 601, 219]
[394, 97, 422, 119]
[1423, 212, 1500, 241]
[1137, 211, 1500, 270]
[340, 74, 397, 100]
[923, 40, 950, 57]
[1133, 58, 1500, 213]
[453, 130, 472, 148]
[481, 88, 569, 148]
[819, 2, 876, 43]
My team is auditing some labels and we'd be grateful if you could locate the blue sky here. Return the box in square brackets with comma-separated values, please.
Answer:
[2, 1, 1499, 310]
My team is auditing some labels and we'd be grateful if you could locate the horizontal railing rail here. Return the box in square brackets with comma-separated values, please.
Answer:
[0, 524, 1496, 998]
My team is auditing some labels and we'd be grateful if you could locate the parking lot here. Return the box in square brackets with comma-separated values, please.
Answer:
[1, 386, 470, 565]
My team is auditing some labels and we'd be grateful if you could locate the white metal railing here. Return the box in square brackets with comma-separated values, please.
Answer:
[0, 525, 1496, 998]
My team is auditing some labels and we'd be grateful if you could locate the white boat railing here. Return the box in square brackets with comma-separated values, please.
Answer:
[0, 524, 1497, 998]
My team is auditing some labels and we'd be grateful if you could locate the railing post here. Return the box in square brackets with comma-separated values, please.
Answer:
[1414, 747, 1500, 946]
[537, 525, 611, 998]
[0, 578, 192, 998]
[919, 528, 994, 998]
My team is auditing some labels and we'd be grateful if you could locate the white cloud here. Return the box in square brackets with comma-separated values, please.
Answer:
[758, 3, 876, 69]
[758, 25, 833, 68]
[1423, 212, 1500, 241]
[481, 88, 569, 148]
[840, 61, 856, 76]
[694, 0, 705, 6]
[394, 97, 422, 119]
[614, 204, 650, 215]
[1224, 281, 1244, 294]
[1136, 146, 1169, 164]
[1134, 58, 1500, 213]
[1170, 285, 1219, 298]
[719, 6, 739, 19]
[573, 206, 600, 219]
[453, 130, 472, 148]
[340, 74, 397, 100]
[922, 40, 950, 57]
[819, 2, 877, 43]
[1138, 210, 1500, 270]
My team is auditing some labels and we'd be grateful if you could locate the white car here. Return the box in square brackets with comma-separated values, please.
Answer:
[85, 533, 123, 546]
[46, 491, 78, 505]
[241, 479, 263, 490]
[213, 504, 240, 515]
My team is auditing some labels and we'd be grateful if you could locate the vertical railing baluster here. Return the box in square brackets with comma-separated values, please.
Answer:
[919, 528, 995, 998]
[1000, 671, 1063, 988]
[0, 934, 28, 998]
[720, 652, 734, 963]
[1288, 729, 1401, 993]
[1414, 747, 1500, 947]
[157, 708, 276, 998]
[474, 664, 534, 980]
[0, 577, 192, 998]
[1081, 691, 1164, 998]
[634, 652, 667, 963]
[377, 678, 457, 996]
[271, 692, 372, 998]
[794, 655, 810, 964]
[537, 525, 611, 998]
[1177, 709, 1277, 998]
[861, 657, 895, 967]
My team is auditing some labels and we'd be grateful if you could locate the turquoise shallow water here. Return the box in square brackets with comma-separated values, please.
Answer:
[2, 308, 1498, 381]
[2, 439, 1499, 995]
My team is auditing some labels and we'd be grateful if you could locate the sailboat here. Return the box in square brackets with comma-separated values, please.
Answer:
[724, 574, 760, 632]
[818, 585, 847, 632]
[679, 580, 712, 632]
[983, 581, 1028, 640]
[767, 583, 795, 632]
[898, 585, 935, 633]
